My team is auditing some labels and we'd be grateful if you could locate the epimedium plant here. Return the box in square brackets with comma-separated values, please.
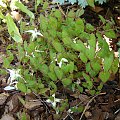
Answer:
[0, 0, 119, 116]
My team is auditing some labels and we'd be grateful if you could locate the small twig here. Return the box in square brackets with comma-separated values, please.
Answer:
[79, 92, 106, 120]
[114, 108, 120, 115]
[79, 94, 98, 120]
[57, 3, 67, 17]
[63, 113, 74, 120]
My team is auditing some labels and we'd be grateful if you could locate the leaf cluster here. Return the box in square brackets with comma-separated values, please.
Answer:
[0, 0, 119, 115]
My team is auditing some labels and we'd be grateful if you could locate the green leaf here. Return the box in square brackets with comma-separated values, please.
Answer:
[49, 16, 58, 29]
[75, 18, 84, 32]
[103, 53, 113, 72]
[49, 81, 57, 93]
[87, 0, 95, 7]
[61, 65, 69, 74]
[40, 14, 48, 31]
[3, 58, 10, 68]
[89, 69, 98, 77]
[67, 10, 75, 18]
[17, 44, 25, 61]
[91, 60, 101, 72]
[110, 57, 119, 74]
[17, 82, 27, 93]
[48, 72, 57, 81]
[86, 47, 95, 60]
[62, 78, 72, 86]
[86, 23, 95, 32]
[99, 71, 110, 82]
[97, 83, 103, 91]
[40, 64, 49, 75]
[86, 62, 91, 73]
[104, 30, 116, 39]
[21, 112, 27, 120]
[62, 30, 73, 45]
[99, 15, 106, 24]
[54, 66, 63, 80]
[6, 14, 23, 43]
[54, 9, 62, 19]
[71, 41, 86, 52]
[79, 52, 88, 63]
[96, 32, 110, 57]
[82, 72, 93, 89]
[82, 72, 91, 81]
[27, 41, 35, 54]
[76, 9, 84, 18]
[88, 33, 96, 48]
[42, 1, 49, 10]
[67, 62, 74, 73]
[15, 1, 34, 19]
[52, 40, 64, 52]
[39, 88, 49, 94]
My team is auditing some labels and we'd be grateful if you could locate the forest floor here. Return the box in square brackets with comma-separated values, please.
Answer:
[0, 1, 120, 120]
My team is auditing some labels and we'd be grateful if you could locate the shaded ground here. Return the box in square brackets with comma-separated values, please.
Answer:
[0, 0, 120, 120]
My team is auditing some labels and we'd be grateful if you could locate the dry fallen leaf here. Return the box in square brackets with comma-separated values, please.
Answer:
[0, 93, 9, 105]
[1, 114, 15, 120]
[24, 100, 43, 110]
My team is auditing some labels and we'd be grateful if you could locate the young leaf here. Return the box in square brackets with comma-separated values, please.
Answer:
[52, 40, 64, 52]
[99, 71, 110, 82]
[62, 78, 72, 86]
[86, 23, 95, 32]
[54, 66, 63, 80]
[75, 18, 84, 32]
[88, 33, 96, 48]
[86, 47, 95, 60]
[99, 15, 106, 24]
[62, 30, 73, 45]
[48, 72, 57, 81]
[40, 64, 49, 75]
[6, 14, 23, 43]
[17, 82, 27, 93]
[82, 72, 91, 81]
[71, 41, 86, 52]
[91, 60, 101, 72]
[54, 9, 62, 19]
[103, 53, 113, 72]
[80, 52, 88, 63]
[67, 62, 74, 73]
[15, 1, 35, 19]
[104, 30, 116, 39]
[110, 57, 119, 74]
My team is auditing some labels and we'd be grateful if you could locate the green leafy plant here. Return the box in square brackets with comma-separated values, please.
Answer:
[0, 1, 119, 117]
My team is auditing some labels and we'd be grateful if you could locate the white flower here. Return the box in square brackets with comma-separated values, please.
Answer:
[46, 94, 61, 108]
[4, 86, 16, 90]
[7, 69, 21, 85]
[25, 28, 43, 41]
[55, 58, 68, 68]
